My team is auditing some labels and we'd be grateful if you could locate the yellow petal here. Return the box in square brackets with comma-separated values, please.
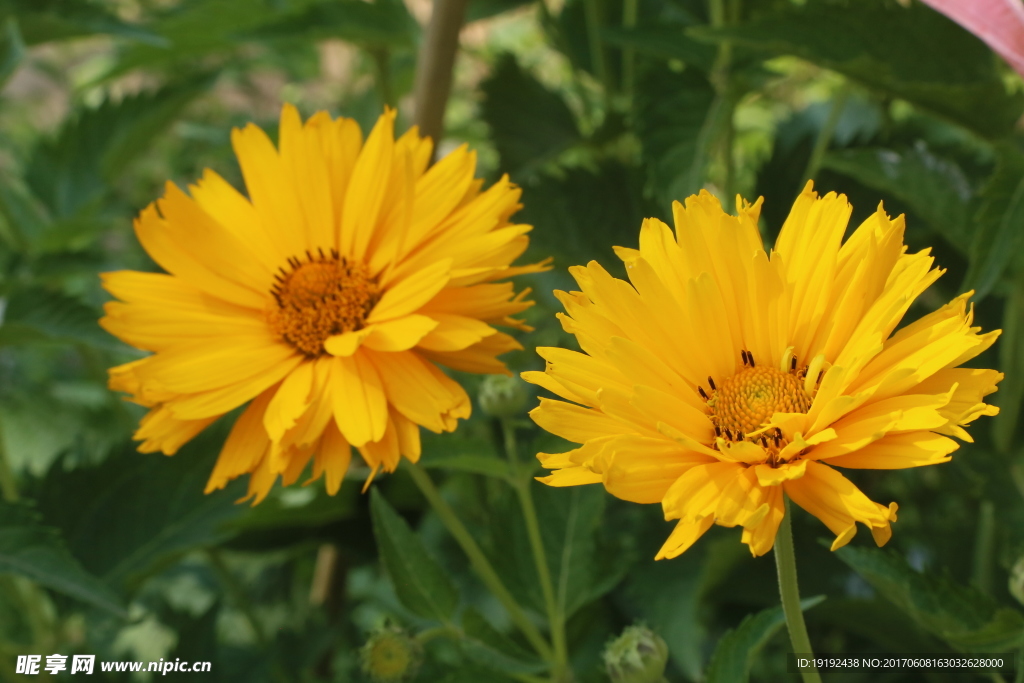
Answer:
[330, 353, 388, 446]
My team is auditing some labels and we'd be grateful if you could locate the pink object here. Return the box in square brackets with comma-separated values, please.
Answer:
[920, 0, 1024, 76]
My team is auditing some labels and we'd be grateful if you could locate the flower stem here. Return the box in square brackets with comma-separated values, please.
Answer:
[774, 498, 822, 683]
[583, 0, 611, 95]
[620, 0, 638, 98]
[412, 0, 469, 150]
[405, 461, 554, 661]
[802, 83, 850, 184]
[0, 421, 19, 503]
[501, 418, 569, 676]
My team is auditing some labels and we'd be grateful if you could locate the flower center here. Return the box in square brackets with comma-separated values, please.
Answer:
[267, 249, 378, 357]
[708, 364, 811, 438]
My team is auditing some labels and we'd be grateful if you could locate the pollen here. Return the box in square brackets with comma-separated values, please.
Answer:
[267, 249, 378, 357]
[709, 365, 811, 436]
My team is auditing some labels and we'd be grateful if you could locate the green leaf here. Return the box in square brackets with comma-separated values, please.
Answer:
[481, 53, 582, 179]
[26, 79, 210, 220]
[706, 596, 825, 683]
[369, 488, 458, 622]
[635, 64, 719, 210]
[0, 16, 24, 89]
[487, 484, 630, 622]
[4, 0, 166, 46]
[602, 25, 715, 71]
[516, 160, 652, 268]
[0, 499, 125, 616]
[34, 434, 248, 590]
[961, 146, 1024, 301]
[691, 0, 1024, 137]
[243, 0, 416, 46]
[419, 453, 513, 480]
[466, 0, 534, 23]
[0, 286, 112, 349]
[994, 271, 1024, 453]
[0, 169, 50, 250]
[822, 145, 973, 252]
[106, 0, 329, 77]
[836, 546, 1024, 652]
[460, 607, 546, 675]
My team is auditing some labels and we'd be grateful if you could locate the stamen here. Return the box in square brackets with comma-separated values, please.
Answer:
[708, 376, 717, 391]
[267, 253, 379, 357]
[698, 386, 709, 401]
[704, 366, 812, 437]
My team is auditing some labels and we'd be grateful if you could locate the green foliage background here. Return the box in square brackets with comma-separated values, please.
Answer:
[1, 0, 1023, 681]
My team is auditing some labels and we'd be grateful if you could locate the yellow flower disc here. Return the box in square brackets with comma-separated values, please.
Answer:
[524, 182, 1002, 559]
[101, 105, 550, 503]
[710, 366, 810, 438]
[267, 253, 378, 357]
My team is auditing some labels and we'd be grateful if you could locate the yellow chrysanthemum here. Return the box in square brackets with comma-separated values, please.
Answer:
[523, 183, 1001, 559]
[102, 105, 547, 503]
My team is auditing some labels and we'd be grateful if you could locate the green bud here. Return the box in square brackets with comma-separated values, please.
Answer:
[603, 624, 669, 683]
[360, 624, 422, 683]
[1010, 556, 1024, 606]
[478, 374, 528, 418]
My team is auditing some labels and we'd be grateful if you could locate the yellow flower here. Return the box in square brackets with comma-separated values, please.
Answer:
[102, 105, 547, 503]
[523, 183, 1001, 559]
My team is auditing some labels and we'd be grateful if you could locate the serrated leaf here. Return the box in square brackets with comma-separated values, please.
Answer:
[33, 434, 247, 590]
[691, 0, 1024, 137]
[0, 499, 125, 616]
[635, 64, 718, 210]
[243, 0, 415, 46]
[25, 80, 209, 221]
[0, 286, 111, 349]
[460, 607, 547, 675]
[369, 488, 458, 622]
[481, 53, 582, 179]
[5, 0, 166, 46]
[516, 160, 651, 267]
[836, 546, 1024, 653]
[0, 169, 50, 250]
[961, 145, 1024, 301]
[602, 25, 715, 71]
[706, 596, 825, 683]
[822, 144, 973, 252]
[105, 0, 325, 77]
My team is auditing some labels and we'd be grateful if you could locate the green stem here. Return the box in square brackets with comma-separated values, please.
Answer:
[709, 0, 735, 202]
[620, 0, 638, 98]
[802, 83, 850, 184]
[972, 500, 996, 595]
[774, 498, 822, 683]
[0, 420, 19, 503]
[405, 461, 554, 661]
[371, 47, 395, 108]
[501, 418, 568, 676]
[582, 0, 611, 95]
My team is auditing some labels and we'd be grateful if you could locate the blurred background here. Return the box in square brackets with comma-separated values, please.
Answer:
[2, 0, 1024, 681]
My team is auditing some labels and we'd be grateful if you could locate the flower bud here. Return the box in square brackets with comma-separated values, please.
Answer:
[360, 624, 422, 683]
[603, 624, 669, 683]
[1010, 556, 1024, 606]
[478, 375, 528, 418]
